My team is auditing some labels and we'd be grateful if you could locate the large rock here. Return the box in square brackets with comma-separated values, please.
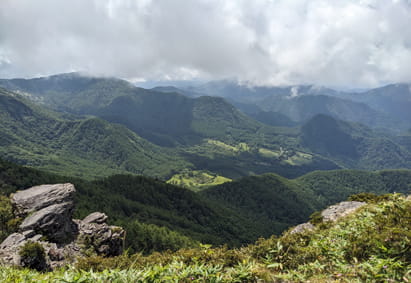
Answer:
[321, 201, 366, 222]
[0, 183, 125, 270]
[77, 214, 125, 256]
[11, 183, 75, 217]
[289, 201, 366, 235]
[19, 202, 75, 243]
[82, 212, 108, 224]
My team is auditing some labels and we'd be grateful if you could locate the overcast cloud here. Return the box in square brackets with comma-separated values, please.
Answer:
[1, 0, 411, 87]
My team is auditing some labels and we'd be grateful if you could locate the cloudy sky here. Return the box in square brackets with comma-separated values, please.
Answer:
[1, 0, 411, 87]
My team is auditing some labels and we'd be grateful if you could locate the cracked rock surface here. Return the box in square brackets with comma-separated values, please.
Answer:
[0, 183, 125, 270]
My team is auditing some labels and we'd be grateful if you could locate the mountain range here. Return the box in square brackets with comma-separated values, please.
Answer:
[183, 80, 411, 132]
[1, 73, 411, 182]
[1, 73, 411, 279]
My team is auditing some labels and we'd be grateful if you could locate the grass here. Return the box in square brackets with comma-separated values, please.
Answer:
[167, 170, 232, 191]
[206, 139, 250, 153]
[1, 194, 409, 282]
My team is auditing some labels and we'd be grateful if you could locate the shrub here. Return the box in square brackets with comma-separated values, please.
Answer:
[19, 241, 48, 271]
[308, 210, 323, 225]
[0, 195, 20, 242]
[348, 192, 393, 203]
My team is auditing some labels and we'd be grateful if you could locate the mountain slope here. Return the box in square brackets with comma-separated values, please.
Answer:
[300, 114, 411, 169]
[0, 72, 140, 113]
[0, 74, 342, 178]
[0, 88, 189, 179]
[200, 169, 411, 239]
[2, 74, 410, 178]
[0, 158, 256, 248]
[1, 156, 411, 251]
[200, 173, 318, 236]
[187, 81, 403, 130]
[347, 83, 411, 124]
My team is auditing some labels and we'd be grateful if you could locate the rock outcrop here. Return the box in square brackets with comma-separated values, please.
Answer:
[290, 222, 315, 234]
[0, 183, 125, 270]
[11, 183, 76, 217]
[321, 201, 366, 222]
[289, 200, 366, 234]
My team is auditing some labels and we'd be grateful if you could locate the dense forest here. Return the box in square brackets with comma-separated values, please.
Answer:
[1, 158, 410, 255]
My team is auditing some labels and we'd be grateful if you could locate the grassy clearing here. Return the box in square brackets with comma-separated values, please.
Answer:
[167, 170, 232, 191]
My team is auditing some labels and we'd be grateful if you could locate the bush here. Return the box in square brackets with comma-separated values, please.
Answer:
[348, 192, 393, 203]
[308, 210, 323, 225]
[0, 196, 20, 242]
[19, 241, 48, 271]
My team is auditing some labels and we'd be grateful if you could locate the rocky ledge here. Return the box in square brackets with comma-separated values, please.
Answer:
[0, 183, 125, 270]
[290, 200, 366, 234]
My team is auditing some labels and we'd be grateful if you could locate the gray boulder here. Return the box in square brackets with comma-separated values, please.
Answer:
[19, 202, 75, 243]
[82, 212, 108, 224]
[290, 222, 315, 234]
[321, 201, 366, 222]
[0, 183, 125, 270]
[289, 201, 367, 235]
[77, 215, 125, 256]
[11, 183, 75, 217]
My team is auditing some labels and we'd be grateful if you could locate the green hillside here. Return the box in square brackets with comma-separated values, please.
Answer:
[0, 80, 341, 180]
[1, 74, 411, 181]
[187, 81, 404, 131]
[0, 158, 256, 249]
[301, 114, 411, 169]
[0, 72, 140, 113]
[2, 156, 411, 253]
[0, 88, 189, 179]
[297, 169, 411, 206]
[200, 169, 411, 240]
[2, 194, 409, 282]
[200, 174, 318, 236]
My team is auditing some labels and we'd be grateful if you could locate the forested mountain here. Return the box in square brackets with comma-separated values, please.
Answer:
[1, 74, 411, 182]
[0, 73, 140, 113]
[301, 114, 411, 169]
[0, 75, 343, 179]
[184, 80, 409, 131]
[345, 83, 411, 125]
[0, 87, 189, 179]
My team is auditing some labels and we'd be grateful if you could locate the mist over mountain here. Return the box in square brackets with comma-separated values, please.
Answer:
[173, 80, 409, 132]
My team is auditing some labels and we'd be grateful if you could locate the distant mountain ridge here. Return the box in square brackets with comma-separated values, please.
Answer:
[0, 73, 410, 180]
[301, 114, 411, 169]
[183, 80, 409, 131]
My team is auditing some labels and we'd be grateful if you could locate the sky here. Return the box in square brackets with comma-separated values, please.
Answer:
[1, 0, 411, 87]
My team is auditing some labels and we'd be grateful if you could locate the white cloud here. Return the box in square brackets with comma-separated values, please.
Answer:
[1, 0, 411, 87]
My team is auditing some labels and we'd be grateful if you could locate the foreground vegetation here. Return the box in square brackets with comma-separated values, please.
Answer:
[2, 157, 411, 253]
[1, 193, 409, 282]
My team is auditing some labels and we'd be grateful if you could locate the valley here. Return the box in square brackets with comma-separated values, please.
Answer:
[0, 73, 410, 281]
